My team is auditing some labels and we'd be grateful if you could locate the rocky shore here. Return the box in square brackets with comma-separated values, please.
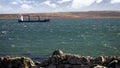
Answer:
[0, 50, 120, 68]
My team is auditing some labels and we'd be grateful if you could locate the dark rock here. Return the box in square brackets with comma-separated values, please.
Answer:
[40, 59, 50, 67]
[34, 61, 41, 66]
[52, 49, 64, 56]
[66, 55, 91, 65]
[93, 65, 107, 68]
[0, 56, 35, 68]
[47, 64, 56, 68]
[64, 64, 72, 68]
[108, 60, 120, 68]
[72, 65, 81, 68]
[102, 56, 120, 68]
[52, 50, 66, 63]
[39, 50, 120, 68]
[93, 56, 107, 65]
[0, 50, 120, 68]
[56, 64, 65, 68]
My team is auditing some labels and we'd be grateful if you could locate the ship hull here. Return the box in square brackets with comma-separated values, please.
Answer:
[18, 19, 50, 22]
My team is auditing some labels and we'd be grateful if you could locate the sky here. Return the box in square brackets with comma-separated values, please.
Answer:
[0, 0, 120, 14]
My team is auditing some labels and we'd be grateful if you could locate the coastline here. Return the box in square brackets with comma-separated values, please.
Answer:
[0, 11, 120, 19]
[0, 50, 120, 68]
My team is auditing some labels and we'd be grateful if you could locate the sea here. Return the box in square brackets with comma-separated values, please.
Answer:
[0, 18, 120, 59]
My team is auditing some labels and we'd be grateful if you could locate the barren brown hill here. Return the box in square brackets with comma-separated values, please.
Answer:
[0, 11, 120, 19]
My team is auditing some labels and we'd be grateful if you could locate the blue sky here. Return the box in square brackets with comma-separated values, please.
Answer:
[0, 0, 120, 14]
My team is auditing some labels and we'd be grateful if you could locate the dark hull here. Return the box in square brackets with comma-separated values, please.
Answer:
[18, 19, 50, 22]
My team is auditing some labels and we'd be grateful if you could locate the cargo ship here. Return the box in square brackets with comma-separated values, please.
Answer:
[18, 15, 50, 22]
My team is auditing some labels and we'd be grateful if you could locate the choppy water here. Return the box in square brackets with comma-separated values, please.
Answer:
[0, 18, 120, 58]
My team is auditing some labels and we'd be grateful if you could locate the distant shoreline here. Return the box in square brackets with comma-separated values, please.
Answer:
[0, 11, 120, 19]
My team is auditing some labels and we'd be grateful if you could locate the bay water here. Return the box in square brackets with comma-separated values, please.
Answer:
[0, 18, 120, 58]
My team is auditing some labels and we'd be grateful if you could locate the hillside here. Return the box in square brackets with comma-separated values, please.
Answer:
[0, 11, 120, 19]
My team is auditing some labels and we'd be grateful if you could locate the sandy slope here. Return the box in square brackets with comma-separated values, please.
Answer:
[0, 11, 120, 19]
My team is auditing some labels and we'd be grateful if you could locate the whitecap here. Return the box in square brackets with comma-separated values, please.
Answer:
[50, 29, 53, 32]
[61, 41, 66, 44]
[11, 44, 15, 48]
[8, 38, 13, 40]
[113, 47, 117, 50]
[103, 43, 117, 50]
[58, 35, 62, 38]
[103, 43, 112, 48]
[23, 25, 27, 28]
[1, 31, 8, 34]
[70, 38, 73, 40]
[117, 33, 120, 35]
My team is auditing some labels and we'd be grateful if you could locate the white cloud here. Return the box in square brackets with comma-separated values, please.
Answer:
[0, 5, 2, 9]
[71, 0, 95, 9]
[13, 0, 33, 4]
[21, 4, 32, 10]
[42, 0, 57, 8]
[96, 0, 103, 3]
[111, 0, 120, 3]
[0, 5, 15, 13]
[57, 0, 71, 4]
[11, 1, 18, 5]
[22, 0, 34, 4]
[16, 0, 23, 4]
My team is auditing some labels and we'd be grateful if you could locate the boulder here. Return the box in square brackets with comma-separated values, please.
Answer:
[92, 56, 107, 65]
[47, 64, 56, 68]
[1, 50, 120, 68]
[66, 55, 91, 65]
[93, 65, 107, 68]
[0, 56, 35, 68]
[52, 49, 66, 63]
[52, 49, 64, 57]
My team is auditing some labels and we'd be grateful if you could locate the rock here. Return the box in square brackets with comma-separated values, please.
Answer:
[0, 56, 35, 68]
[80, 65, 90, 68]
[64, 64, 72, 68]
[66, 54, 91, 65]
[40, 59, 50, 67]
[47, 64, 56, 68]
[40, 50, 120, 68]
[0, 50, 120, 68]
[93, 65, 107, 68]
[93, 56, 107, 65]
[56, 64, 65, 68]
[52, 49, 64, 57]
[40, 50, 66, 67]
[51, 55, 62, 64]
[102, 56, 120, 67]
[50, 50, 66, 64]
[107, 60, 120, 68]
[72, 65, 81, 68]
[34, 61, 41, 66]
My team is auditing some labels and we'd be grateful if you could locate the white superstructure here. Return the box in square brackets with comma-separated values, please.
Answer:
[20, 16, 24, 21]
